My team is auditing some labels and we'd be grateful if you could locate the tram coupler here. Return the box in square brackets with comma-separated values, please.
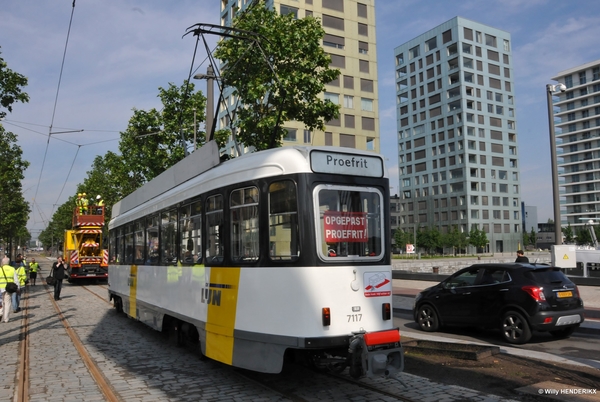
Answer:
[348, 328, 404, 379]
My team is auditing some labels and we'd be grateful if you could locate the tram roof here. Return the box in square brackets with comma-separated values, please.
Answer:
[109, 144, 386, 228]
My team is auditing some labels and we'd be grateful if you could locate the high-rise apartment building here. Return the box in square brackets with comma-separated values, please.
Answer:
[393, 17, 521, 253]
[218, 0, 379, 156]
[550, 60, 600, 229]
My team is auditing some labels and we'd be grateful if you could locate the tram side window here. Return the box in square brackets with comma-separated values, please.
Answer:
[161, 209, 177, 265]
[124, 223, 134, 264]
[134, 220, 144, 265]
[317, 186, 383, 260]
[180, 201, 202, 264]
[206, 195, 224, 264]
[269, 181, 299, 261]
[146, 215, 160, 265]
[112, 227, 123, 264]
[231, 186, 259, 263]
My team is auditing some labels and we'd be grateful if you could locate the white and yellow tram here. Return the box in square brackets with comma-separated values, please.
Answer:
[108, 142, 403, 378]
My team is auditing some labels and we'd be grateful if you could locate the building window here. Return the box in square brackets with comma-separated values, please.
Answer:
[283, 128, 297, 141]
[303, 130, 311, 143]
[425, 37, 437, 52]
[323, 34, 344, 49]
[280, 5, 298, 18]
[358, 41, 368, 55]
[485, 34, 497, 47]
[359, 59, 369, 73]
[358, 23, 368, 36]
[442, 29, 452, 44]
[322, 0, 344, 12]
[362, 117, 375, 130]
[324, 92, 339, 104]
[361, 98, 373, 111]
[357, 2, 367, 18]
[361, 78, 374, 92]
[366, 137, 375, 150]
[565, 75, 573, 88]
[329, 54, 345, 68]
[322, 14, 344, 30]
[339, 133, 355, 148]
[344, 114, 355, 128]
[344, 95, 353, 108]
[325, 132, 333, 146]
[409, 45, 420, 60]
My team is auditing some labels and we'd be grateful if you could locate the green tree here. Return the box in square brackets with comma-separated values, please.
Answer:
[0, 126, 31, 258]
[393, 228, 413, 252]
[529, 227, 536, 247]
[118, 81, 216, 191]
[214, 1, 340, 150]
[468, 227, 488, 252]
[522, 231, 530, 249]
[575, 227, 592, 246]
[562, 223, 574, 244]
[0, 49, 29, 119]
[417, 226, 441, 255]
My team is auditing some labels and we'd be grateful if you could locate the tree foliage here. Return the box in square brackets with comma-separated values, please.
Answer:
[417, 226, 441, 255]
[118, 81, 210, 188]
[0, 49, 29, 119]
[214, 1, 340, 150]
[393, 228, 413, 251]
[0, 126, 31, 255]
[468, 227, 488, 252]
[562, 223, 574, 244]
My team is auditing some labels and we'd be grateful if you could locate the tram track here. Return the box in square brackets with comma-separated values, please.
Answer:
[235, 360, 421, 402]
[34, 281, 121, 402]
[15, 288, 29, 402]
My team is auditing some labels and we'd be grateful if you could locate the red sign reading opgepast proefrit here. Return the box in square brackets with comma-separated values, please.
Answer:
[323, 211, 368, 243]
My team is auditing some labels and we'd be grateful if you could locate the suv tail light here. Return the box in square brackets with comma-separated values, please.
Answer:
[522, 286, 546, 302]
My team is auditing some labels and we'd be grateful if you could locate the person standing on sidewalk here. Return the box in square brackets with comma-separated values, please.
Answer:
[12, 254, 26, 312]
[29, 258, 39, 286]
[51, 257, 67, 301]
[0, 257, 19, 323]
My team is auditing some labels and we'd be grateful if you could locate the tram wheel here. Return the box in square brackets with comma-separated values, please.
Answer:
[114, 297, 123, 314]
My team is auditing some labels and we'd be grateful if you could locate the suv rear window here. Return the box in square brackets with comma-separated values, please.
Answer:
[525, 268, 570, 284]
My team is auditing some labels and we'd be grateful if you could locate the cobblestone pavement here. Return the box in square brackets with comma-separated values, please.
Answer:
[0, 282, 522, 402]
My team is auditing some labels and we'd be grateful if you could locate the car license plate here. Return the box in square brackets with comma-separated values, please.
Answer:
[556, 291, 572, 298]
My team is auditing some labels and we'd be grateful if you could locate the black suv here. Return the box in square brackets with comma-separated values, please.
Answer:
[413, 263, 585, 344]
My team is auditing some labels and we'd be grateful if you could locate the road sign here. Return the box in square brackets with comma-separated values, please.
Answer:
[406, 244, 415, 254]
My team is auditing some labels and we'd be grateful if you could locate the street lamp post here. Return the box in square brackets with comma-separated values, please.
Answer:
[546, 83, 566, 245]
[193, 65, 216, 141]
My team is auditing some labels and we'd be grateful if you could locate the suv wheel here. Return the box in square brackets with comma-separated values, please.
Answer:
[417, 304, 440, 332]
[549, 326, 576, 339]
[501, 311, 531, 344]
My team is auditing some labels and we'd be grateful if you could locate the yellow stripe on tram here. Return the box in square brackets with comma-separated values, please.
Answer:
[129, 264, 138, 318]
[205, 267, 241, 365]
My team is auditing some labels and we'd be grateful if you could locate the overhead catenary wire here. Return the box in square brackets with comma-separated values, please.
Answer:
[31, 0, 78, 228]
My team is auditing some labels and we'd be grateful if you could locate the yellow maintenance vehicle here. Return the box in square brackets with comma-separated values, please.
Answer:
[63, 203, 108, 282]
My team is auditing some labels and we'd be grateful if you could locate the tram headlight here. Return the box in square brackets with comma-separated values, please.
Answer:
[382, 303, 391, 320]
[322, 307, 331, 326]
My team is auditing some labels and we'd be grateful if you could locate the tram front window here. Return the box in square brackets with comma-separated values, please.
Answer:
[316, 186, 384, 260]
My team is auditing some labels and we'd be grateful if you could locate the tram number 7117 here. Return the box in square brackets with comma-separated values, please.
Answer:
[347, 314, 363, 322]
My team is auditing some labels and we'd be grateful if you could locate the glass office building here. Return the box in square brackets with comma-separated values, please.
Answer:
[393, 17, 521, 253]
[550, 60, 600, 229]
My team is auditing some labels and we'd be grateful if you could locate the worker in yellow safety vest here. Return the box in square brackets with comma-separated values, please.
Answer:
[95, 195, 104, 215]
[29, 258, 40, 286]
[76, 193, 84, 214]
[0, 256, 19, 323]
[82, 193, 89, 215]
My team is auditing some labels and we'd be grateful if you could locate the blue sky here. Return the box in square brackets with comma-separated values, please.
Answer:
[2, 0, 600, 239]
